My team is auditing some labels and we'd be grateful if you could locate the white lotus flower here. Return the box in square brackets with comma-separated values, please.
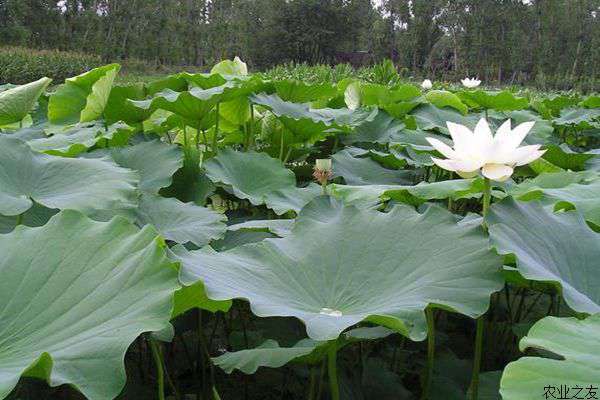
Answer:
[426, 119, 545, 182]
[461, 77, 481, 88]
[315, 158, 332, 172]
[421, 79, 433, 90]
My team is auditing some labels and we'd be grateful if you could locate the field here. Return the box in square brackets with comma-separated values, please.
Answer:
[0, 57, 599, 400]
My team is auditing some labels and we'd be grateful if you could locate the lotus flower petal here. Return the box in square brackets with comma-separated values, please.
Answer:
[446, 121, 474, 155]
[426, 137, 457, 159]
[503, 121, 535, 150]
[461, 78, 481, 88]
[513, 148, 546, 166]
[431, 157, 481, 173]
[473, 118, 494, 154]
[492, 119, 513, 144]
[482, 164, 513, 181]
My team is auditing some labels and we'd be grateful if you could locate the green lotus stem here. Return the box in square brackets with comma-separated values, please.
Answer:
[481, 177, 491, 230]
[279, 132, 285, 161]
[321, 182, 328, 196]
[316, 359, 326, 400]
[327, 341, 340, 400]
[15, 213, 23, 226]
[421, 307, 435, 400]
[470, 317, 485, 400]
[148, 336, 165, 400]
[248, 103, 254, 150]
[201, 129, 208, 151]
[470, 177, 492, 400]
[182, 124, 189, 150]
[307, 366, 317, 400]
[283, 147, 293, 164]
[213, 103, 220, 154]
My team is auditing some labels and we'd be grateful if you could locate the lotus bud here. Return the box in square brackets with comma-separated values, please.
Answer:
[315, 158, 332, 172]
[313, 158, 333, 189]
[421, 79, 433, 90]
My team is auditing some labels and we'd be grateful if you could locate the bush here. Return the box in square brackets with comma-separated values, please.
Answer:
[0, 46, 103, 84]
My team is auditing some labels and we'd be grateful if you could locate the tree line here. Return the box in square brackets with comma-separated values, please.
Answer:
[1, 0, 599, 85]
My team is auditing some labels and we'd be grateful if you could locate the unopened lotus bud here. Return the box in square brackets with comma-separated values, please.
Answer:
[313, 158, 333, 186]
[315, 158, 332, 172]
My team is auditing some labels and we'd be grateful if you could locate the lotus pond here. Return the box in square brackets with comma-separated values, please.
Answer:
[1, 58, 599, 400]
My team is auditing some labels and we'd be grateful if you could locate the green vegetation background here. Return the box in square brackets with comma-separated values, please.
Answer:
[1, 0, 600, 91]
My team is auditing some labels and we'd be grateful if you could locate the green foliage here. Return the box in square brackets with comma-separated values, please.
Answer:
[0, 210, 178, 399]
[175, 196, 503, 341]
[500, 314, 600, 399]
[0, 77, 51, 125]
[1, 58, 600, 399]
[0, 46, 102, 84]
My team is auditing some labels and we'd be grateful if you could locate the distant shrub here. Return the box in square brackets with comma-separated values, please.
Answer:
[0, 46, 103, 84]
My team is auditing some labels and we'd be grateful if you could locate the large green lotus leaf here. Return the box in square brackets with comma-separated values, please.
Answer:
[128, 88, 216, 124]
[88, 139, 183, 193]
[181, 72, 227, 89]
[344, 111, 404, 144]
[211, 230, 278, 251]
[275, 80, 337, 103]
[48, 64, 120, 125]
[0, 210, 179, 399]
[344, 146, 408, 170]
[172, 280, 232, 317]
[425, 90, 468, 114]
[130, 81, 253, 125]
[487, 198, 600, 314]
[331, 149, 412, 185]
[176, 196, 503, 341]
[0, 203, 58, 234]
[411, 104, 481, 134]
[389, 129, 452, 152]
[500, 314, 600, 400]
[539, 94, 581, 116]
[203, 149, 320, 214]
[27, 122, 132, 157]
[135, 193, 226, 247]
[212, 339, 323, 374]
[250, 93, 375, 142]
[354, 83, 421, 106]
[554, 107, 600, 130]
[330, 179, 485, 208]
[458, 90, 528, 111]
[508, 172, 600, 226]
[381, 99, 424, 119]
[146, 73, 188, 93]
[227, 219, 294, 237]
[0, 136, 138, 216]
[204, 147, 294, 193]
[219, 96, 250, 128]
[0, 78, 52, 125]
[582, 95, 600, 108]
[542, 144, 596, 170]
[104, 83, 153, 125]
